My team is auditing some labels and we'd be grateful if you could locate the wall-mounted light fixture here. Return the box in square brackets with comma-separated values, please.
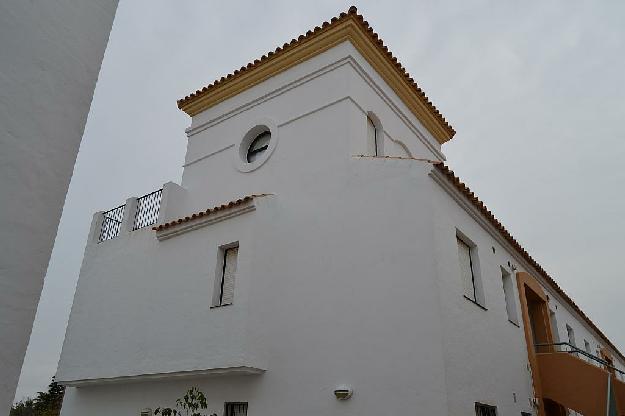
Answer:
[334, 385, 353, 400]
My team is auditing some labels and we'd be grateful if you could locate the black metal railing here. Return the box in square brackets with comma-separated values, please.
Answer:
[132, 189, 162, 230]
[98, 204, 125, 242]
[535, 342, 625, 379]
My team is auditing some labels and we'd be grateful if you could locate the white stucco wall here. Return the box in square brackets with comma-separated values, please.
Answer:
[57, 38, 624, 416]
[0, 1, 118, 413]
[429, 167, 625, 414]
[431, 175, 539, 415]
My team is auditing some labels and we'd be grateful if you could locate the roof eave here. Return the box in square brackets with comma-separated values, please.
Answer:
[177, 8, 455, 144]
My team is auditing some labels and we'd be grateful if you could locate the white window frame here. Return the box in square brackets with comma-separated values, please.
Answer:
[549, 309, 560, 343]
[366, 112, 383, 156]
[235, 118, 279, 173]
[456, 230, 486, 308]
[212, 242, 239, 307]
[584, 339, 592, 354]
[501, 267, 519, 325]
[566, 324, 576, 347]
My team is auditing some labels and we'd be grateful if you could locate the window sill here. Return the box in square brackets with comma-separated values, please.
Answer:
[210, 303, 233, 309]
[508, 319, 520, 328]
[463, 295, 488, 311]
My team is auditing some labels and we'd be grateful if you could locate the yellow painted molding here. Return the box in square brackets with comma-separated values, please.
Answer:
[179, 16, 454, 144]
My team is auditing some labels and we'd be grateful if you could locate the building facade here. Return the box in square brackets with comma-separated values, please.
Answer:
[56, 8, 625, 416]
[0, 1, 118, 413]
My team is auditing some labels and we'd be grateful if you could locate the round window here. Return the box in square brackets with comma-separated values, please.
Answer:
[246, 131, 271, 163]
[235, 120, 278, 173]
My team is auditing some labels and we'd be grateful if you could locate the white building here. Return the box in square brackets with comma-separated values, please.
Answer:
[56, 7, 625, 416]
[0, 1, 118, 413]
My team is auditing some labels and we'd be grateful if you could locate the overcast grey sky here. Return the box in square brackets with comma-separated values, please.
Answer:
[15, 0, 625, 400]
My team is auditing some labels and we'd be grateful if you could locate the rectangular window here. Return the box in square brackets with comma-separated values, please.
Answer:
[501, 267, 518, 324]
[475, 402, 497, 416]
[549, 310, 560, 343]
[457, 237, 477, 302]
[225, 402, 248, 416]
[213, 245, 238, 307]
[584, 339, 591, 354]
[566, 324, 576, 347]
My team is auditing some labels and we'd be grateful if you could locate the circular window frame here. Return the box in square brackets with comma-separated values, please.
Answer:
[235, 119, 279, 173]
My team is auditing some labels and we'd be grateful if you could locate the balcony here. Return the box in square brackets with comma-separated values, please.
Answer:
[97, 188, 163, 242]
[535, 343, 625, 416]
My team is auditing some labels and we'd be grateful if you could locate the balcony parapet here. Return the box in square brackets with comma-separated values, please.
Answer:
[89, 184, 182, 244]
[534, 342, 625, 416]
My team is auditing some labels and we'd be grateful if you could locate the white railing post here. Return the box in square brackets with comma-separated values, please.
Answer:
[121, 197, 138, 232]
[87, 211, 105, 245]
[157, 182, 185, 225]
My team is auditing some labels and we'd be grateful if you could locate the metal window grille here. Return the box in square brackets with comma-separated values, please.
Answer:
[475, 402, 498, 416]
[99, 204, 125, 242]
[133, 189, 162, 230]
[225, 402, 247, 416]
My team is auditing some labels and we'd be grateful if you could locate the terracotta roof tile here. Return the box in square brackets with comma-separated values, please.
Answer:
[152, 194, 267, 231]
[177, 6, 455, 139]
[434, 163, 624, 361]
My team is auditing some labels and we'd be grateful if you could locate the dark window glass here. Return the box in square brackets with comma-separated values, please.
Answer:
[246, 131, 271, 163]
[475, 403, 497, 416]
[225, 402, 248, 416]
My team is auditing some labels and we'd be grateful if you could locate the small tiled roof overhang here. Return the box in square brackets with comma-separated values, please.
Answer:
[177, 6, 455, 144]
[434, 163, 625, 362]
[152, 195, 265, 231]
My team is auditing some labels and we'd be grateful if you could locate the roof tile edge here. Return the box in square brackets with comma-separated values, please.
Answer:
[177, 6, 455, 144]
[434, 163, 625, 362]
[152, 194, 269, 232]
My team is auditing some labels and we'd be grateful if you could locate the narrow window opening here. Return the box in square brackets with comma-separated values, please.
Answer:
[225, 402, 248, 416]
[549, 309, 560, 343]
[475, 402, 498, 416]
[501, 267, 518, 324]
[213, 244, 239, 307]
[566, 324, 576, 348]
[367, 116, 379, 156]
[457, 237, 477, 302]
[584, 339, 591, 354]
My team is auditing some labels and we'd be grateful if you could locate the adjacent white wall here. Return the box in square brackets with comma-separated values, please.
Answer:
[0, 1, 118, 413]
[430, 166, 625, 414]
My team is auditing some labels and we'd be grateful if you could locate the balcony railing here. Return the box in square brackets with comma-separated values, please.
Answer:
[536, 342, 625, 379]
[534, 342, 625, 416]
[98, 204, 125, 242]
[133, 189, 163, 230]
[97, 188, 162, 242]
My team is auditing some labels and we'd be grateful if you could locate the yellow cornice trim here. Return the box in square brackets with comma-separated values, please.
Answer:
[179, 17, 453, 144]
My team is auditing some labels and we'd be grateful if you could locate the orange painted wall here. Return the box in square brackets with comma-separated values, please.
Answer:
[537, 352, 609, 416]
